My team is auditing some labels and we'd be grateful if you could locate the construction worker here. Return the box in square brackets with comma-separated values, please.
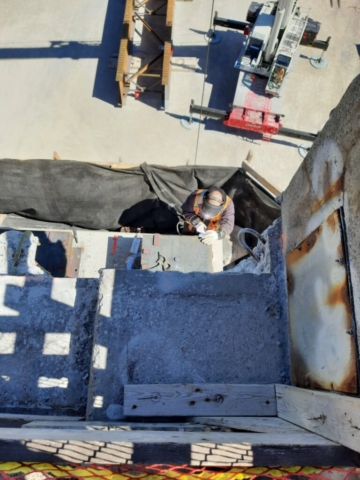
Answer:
[182, 187, 235, 245]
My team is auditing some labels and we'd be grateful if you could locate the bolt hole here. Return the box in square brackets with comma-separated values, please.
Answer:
[204, 398, 211, 402]
[189, 401, 196, 406]
[266, 400, 270, 405]
[131, 405, 137, 409]
[194, 388, 202, 393]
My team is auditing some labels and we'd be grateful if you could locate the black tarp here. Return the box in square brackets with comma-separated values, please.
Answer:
[0, 160, 280, 232]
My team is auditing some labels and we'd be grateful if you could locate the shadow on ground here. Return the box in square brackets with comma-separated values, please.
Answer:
[0, 0, 124, 107]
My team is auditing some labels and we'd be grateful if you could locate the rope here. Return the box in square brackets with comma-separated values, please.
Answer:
[193, 0, 216, 165]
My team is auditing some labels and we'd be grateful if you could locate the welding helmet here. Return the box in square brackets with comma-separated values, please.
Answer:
[200, 188, 226, 219]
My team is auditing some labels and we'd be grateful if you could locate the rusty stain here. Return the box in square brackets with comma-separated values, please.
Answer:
[311, 176, 344, 213]
[337, 242, 344, 259]
[326, 280, 347, 306]
[340, 351, 358, 394]
[286, 225, 322, 266]
[326, 211, 339, 233]
[326, 278, 353, 330]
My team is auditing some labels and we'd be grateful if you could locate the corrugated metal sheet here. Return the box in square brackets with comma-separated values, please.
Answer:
[286, 209, 358, 393]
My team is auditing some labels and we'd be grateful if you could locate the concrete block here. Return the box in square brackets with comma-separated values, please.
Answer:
[87, 266, 290, 420]
[0, 276, 99, 416]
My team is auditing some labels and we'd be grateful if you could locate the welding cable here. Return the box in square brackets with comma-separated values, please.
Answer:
[238, 228, 266, 263]
[176, 221, 183, 235]
[193, 0, 216, 165]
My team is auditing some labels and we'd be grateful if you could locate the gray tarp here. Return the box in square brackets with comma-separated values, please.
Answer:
[0, 160, 280, 232]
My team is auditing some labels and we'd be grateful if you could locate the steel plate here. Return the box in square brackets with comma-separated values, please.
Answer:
[286, 209, 358, 393]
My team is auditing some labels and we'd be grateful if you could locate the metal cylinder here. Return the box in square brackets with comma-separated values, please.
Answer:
[264, 1, 285, 63]
[281, 0, 295, 29]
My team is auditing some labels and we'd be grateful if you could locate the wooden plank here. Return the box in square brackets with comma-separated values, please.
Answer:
[22, 421, 220, 432]
[166, 0, 175, 27]
[0, 427, 359, 466]
[124, 384, 277, 416]
[116, 0, 134, 106]
[242, 160, 281, 197]
[246, 149, 253, 163]
[0, 414, 82, 422]
[276, 385, 360, 454]
[191, 416, 307, 434]
[162, 41, 172, 86]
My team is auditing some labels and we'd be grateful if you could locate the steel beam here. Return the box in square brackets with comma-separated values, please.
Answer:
[311, 37, 331, 51]
[213, 15, 250, 32]
[190, 102, 228, 120]
[278, 127, 318, 141]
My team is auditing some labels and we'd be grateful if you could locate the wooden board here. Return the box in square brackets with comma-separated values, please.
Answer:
[0, 414, 82, 421]
[22, 421, 223, 432]
[124, 384, 277, 416]
[191, 416, 306, 434]
[241, 161, 281, 197]
[166, 0, 175, 27]
[116, 0, 135, 106]
[0, 427, 359, 466]
[276, 385, 360, 454]
[162, 41, 172, 86]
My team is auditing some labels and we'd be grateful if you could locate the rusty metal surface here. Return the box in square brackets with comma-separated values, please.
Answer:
[286, 209, 358, 393]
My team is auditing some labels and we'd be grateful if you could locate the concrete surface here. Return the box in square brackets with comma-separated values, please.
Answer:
[1, 227, 142, 278]
[0, 0, 358, 191]
[0, 216, 289, 420]
[87, 226, 290, 421]
[0, 276, 99, 415]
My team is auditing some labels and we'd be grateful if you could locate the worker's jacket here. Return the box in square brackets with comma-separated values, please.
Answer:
[182, 189, 235, 234]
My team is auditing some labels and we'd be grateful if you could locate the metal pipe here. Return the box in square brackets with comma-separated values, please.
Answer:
[264, 0, 286, 62]
[278, 126, 318, 141]
[281, 0, 295, 29]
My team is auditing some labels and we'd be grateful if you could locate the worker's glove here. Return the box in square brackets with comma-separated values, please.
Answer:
[195, 222, 207, 234]
[201, 230, 219, 245]
[190, 215, 207, 234]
